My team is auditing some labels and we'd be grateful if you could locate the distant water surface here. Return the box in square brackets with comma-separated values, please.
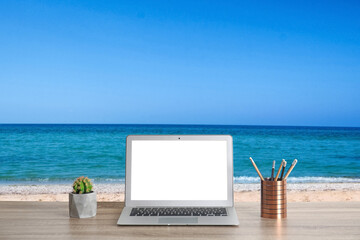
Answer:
[0, 124, 359, 184]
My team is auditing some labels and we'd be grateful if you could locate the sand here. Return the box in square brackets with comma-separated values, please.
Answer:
[1, 191, 360, 202]
[0, 183, 359, 202]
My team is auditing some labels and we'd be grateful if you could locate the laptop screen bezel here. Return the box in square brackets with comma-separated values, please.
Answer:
[125, 135, 234, 207]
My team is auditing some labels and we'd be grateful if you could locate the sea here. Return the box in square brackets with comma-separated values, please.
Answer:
[0, 124, 359, 185]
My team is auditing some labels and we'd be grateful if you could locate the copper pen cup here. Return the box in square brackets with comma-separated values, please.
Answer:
[261, 178, 287, 219]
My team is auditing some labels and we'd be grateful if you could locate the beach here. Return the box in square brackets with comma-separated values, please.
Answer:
[1, 183, 359, 202]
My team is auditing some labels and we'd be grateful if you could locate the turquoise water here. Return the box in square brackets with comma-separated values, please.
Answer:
[0, 124, 359, 184]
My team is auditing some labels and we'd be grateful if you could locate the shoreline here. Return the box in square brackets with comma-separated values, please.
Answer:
[0, 183, 359, 202]
[1, 182, 359, 195]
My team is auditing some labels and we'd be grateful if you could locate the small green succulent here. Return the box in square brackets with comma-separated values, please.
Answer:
[72, 176, 93, 194]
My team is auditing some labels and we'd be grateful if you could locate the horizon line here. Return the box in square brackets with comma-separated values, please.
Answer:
[0, 123, 359, 128]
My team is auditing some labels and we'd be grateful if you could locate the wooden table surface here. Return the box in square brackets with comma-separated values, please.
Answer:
[0, 201, 359, 240]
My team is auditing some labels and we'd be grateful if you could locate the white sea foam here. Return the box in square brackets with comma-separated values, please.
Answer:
[0, 183, 125, 195]
[233, 176, 360, 183]
[233, 183, 360, 191]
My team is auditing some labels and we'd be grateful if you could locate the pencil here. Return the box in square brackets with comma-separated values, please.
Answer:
[249, 157, 264, 181]
[279, 160, 287, 180]
[271, 160, 275, 181]
[274, 159, 284, 181]
[283, 159, 298, 181]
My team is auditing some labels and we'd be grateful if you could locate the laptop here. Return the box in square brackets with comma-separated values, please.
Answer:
[117, 135, 239, 225]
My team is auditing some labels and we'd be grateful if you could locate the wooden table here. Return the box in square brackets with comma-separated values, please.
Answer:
[0, 201, 359, 239]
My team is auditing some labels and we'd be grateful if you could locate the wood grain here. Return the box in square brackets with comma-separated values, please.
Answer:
[0, 201, 359, 240]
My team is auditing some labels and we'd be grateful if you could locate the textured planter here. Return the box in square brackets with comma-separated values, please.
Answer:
[69, 192, 97, 218]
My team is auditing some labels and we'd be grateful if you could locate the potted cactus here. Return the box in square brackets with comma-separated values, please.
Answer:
[69, 176, 97, 218]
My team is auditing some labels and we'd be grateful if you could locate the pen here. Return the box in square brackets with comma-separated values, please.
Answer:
[250, 157, 264, 181]
[274, 159, 284, 181]
[279, 160, 287, 180]
[271, 160, 275, 181]
[283, 159, 298, 181]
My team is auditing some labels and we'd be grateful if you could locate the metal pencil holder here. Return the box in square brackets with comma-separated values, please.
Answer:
[261, 178, 287, 219]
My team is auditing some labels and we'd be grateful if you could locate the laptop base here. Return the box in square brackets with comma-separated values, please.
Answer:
[117, 207, 239, 226]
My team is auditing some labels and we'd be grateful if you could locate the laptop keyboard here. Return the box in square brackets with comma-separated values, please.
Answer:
[130, 207, 227, 216]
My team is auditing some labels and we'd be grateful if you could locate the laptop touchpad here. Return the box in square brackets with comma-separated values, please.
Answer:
[158, 218, 198, 224]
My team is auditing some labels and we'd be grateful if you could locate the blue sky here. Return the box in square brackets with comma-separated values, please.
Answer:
[0, 1, 359, 126]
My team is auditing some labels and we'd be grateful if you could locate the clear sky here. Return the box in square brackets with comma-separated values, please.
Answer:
[0, 1, 359, 126]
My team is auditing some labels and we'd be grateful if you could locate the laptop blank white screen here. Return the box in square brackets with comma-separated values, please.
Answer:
[130, 140, 228, 201]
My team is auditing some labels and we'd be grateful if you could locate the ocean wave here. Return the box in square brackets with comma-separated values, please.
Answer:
[233, 176, 360, 183]
[0, 177, 126, 185]
[1, 176, 360, 185]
